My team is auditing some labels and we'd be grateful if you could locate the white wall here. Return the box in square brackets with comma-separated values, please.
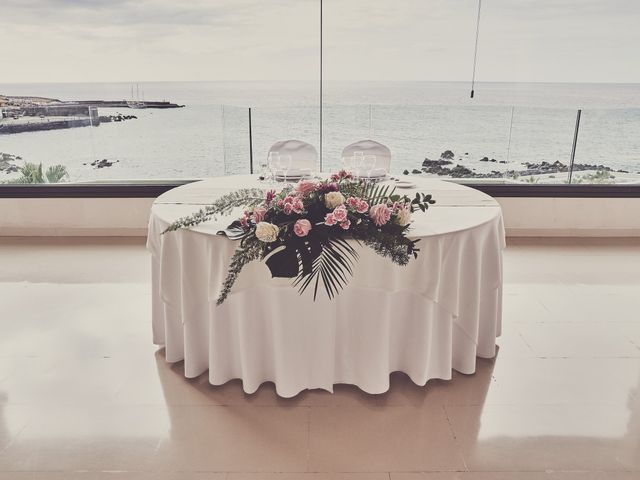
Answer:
[0, 197, 639, 237]
[497, 197, 640, 237]
[0, 198, 154, 236]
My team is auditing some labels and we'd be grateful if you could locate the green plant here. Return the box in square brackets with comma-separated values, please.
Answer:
[5, 162, 69, 184]
[573, 170, 615, 184]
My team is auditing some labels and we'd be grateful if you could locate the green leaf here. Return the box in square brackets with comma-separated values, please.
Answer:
[292, 236, 358, 301]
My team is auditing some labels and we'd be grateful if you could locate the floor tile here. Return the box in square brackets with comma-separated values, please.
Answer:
[153, 405, 309, 472]
[518, 322, 640, 358]
[445, 404, 640, 471]
[483, 357, 640, 405]
[0, 405, 168, 471]
[308, 406, 465, 472]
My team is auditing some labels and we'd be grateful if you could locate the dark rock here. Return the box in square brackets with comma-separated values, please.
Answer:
[90, 158, 119, 169]
[480, 157, 489, 162]
[411, 169, 422, 174]
[422, 158, 453, 168]
[441, 150, 455, 160]
[499, 160, 507, 164]
[403, 169, 409, 175]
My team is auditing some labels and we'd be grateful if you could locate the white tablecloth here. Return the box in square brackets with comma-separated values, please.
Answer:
[147, 175, 505, 397]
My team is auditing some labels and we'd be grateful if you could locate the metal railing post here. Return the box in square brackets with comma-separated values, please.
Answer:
[568, 109, 582, 184]
[249, 107, 254, 174]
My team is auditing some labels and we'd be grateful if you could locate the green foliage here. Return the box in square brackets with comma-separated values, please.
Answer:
[573, 170, 615, 184]
[5, 162, 68, 184]
[45, 164, 69, 183]
[215, 235, 262, 305]
[292, 236, 359, 301]
[163, 188, 265, 233]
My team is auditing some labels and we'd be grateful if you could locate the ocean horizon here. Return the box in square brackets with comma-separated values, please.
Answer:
[1, 80, 639, 182]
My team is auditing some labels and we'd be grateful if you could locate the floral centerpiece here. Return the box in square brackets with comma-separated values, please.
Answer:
[163, 170, 435, 305]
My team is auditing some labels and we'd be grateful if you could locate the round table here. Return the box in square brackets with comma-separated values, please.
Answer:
[147, 175, 505, 397]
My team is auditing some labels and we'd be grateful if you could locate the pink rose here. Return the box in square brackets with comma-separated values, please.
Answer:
[324, 213, 337, 226]
[293, 219, 312, 237]
[295, 180, 317, 195]
[369, 203, 392, 227]
[283, 203, 293, 215]
[253, 206, 267, 223]
[276, 199, 284, 207]
[340, 219, 351, 230]
[356, 200, 369, 214]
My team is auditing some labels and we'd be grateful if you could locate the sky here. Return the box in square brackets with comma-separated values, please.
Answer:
[1, 0, 639, 84]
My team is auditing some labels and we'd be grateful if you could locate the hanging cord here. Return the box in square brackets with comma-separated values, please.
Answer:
[470, 0, 482, 98]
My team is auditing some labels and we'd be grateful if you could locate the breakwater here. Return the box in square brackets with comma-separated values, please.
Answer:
[0, 117, 94, 134]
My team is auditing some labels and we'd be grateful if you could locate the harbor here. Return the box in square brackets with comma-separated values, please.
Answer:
[0, 92, 183, 135]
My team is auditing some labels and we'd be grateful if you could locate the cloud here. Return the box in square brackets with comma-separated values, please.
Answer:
[0, 0, 638, 83]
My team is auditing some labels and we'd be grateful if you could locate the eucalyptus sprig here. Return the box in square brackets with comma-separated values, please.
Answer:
[162, 188, 265, 234]
[215, 235, 263, 305]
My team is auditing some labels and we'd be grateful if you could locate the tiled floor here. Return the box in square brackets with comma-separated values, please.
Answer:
[0, 236, 639, 479]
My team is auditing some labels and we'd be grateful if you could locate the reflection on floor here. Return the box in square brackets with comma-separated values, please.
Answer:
[0, 236, 639, 480]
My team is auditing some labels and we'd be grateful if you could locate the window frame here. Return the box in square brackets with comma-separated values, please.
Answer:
[1, 182, 638, 198]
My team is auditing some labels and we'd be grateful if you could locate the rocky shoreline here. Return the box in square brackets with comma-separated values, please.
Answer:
[0, 152, 22, 174]
[403, 150, 637, 180]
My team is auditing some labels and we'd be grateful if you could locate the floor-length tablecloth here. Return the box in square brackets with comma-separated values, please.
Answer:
[147, 175, 504, 397]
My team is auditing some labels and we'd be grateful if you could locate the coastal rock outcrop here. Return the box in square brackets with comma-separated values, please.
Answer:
[85, 158, 120, 169]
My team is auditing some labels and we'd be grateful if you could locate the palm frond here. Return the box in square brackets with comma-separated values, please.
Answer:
[293, 237, 359, 300]
[45, 164, 69, 183]
[16, 162, 45, 184]
[361, 182, 397, 204]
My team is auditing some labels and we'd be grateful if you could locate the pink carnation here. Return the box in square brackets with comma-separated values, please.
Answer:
[252, 206, 267, 223]
[239, 214, 249, 228]
[295, 180, 317, 195]
[293, 219, 312, 237]
[283, 203, 293, 215]
[324, 213, 337, 226]
[292, 199, 304, 214]
[369, 203, 392, 227]
[276, 199, 284, 207]
[330, 169, 354, 181]
[347, 197, 359, 209]
[356, 200, 369, 214]
[333, 205, 348, 222]
[340, 219, 351, 230]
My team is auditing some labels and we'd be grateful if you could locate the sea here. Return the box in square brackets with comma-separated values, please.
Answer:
[1, 81, 639, 182]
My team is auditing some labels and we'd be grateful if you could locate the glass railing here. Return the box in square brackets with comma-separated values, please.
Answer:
[1, 104, 639, 185]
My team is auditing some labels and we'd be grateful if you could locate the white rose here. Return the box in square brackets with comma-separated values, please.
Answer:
[395, 208, 412, 226]
[324, 191, 345, 209]
[255, 222, 280, 242]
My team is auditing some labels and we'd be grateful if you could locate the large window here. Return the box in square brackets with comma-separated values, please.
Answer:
[1, 0, 639, 192]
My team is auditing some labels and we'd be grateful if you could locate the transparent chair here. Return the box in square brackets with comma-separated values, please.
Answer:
[267, 140, 317, 180]
[341, 140, 392, 178]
